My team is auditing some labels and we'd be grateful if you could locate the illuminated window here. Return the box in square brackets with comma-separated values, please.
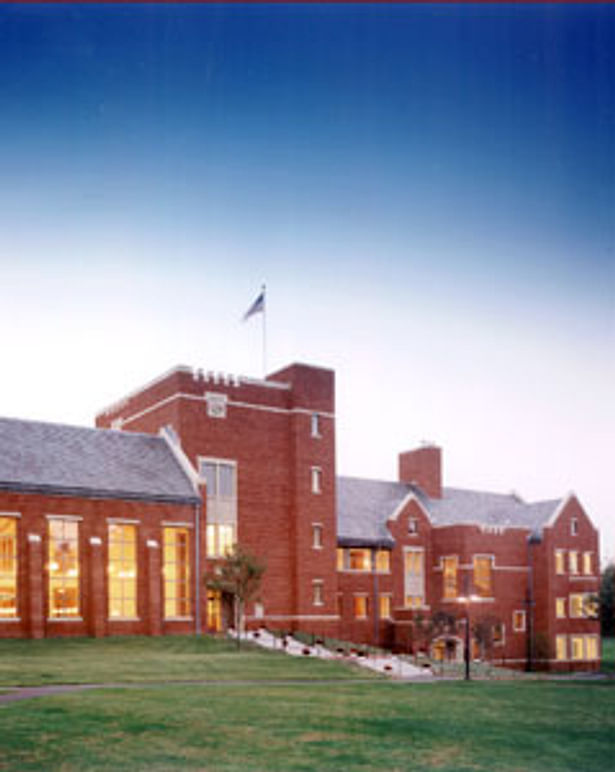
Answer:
[569, 551, 578, 575]
[336, 548, 345, 571]
[312, 524, 323, 549]
[555, 635, 567, 661]
[375, 550, 390, 573]
[200, 458, 237, 558]
[585, 636, 599, 661]
[556, 597, 566, 618]
[48, 518, 80, 618]
[442, 556, 458, 599]
[108, 524, 137, 619]
[312, 580, 324, 606]
[493, 622, 505, 646]
[206, 524, 235, 558]
[379, 594, 391, 619]
[569, 593, 597, 619]
[207, 589, 222, 631]
[404, 548, 424, 607]
[349, 548, 371, 571]
[311, 467, 322, 494]
[512, 610, 526, 632]
[571, 635, 584, 661]
[583, 552, 592, 575]
[354, 594, 369, 619]
[473, 556, 493, 597]
[0, 516, 17, 619]
[555, 550, 565, 575]
[311, 413, 321, 438]
[163, 527, 191, 618]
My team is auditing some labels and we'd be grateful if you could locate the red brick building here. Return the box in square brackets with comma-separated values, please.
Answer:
[1, 361, 600, 670]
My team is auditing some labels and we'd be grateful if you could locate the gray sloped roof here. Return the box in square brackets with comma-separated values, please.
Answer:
[337, 476, 561, 545]
[0, 417, 199, 504]
[337, 477, 409, 546]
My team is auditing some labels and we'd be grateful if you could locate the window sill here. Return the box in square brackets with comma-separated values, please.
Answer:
[164, 616, 194, 622]
[0, 617, 21, 623]
[47, 617, 83, 622]
[108, 617, 141, 622]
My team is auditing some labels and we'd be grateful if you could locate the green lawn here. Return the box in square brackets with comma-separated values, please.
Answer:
[0, 635, 373, 686]
[0, 680, 613, 771]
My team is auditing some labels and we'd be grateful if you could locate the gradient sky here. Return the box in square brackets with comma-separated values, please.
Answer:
[0, 5, 613, 561]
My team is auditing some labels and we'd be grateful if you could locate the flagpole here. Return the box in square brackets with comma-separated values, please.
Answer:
[262, 283, 267, 377]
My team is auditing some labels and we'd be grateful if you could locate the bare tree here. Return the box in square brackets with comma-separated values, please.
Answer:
[204, 545, 265, 650]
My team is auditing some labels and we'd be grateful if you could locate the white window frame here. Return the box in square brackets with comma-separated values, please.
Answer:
[582, 551, 592, 576]
[312, 579, 324, 607]
[312, 523, 323, 550]
[403, 546, 425, 608]
[570, 517, 578, 536]
[311, 413, 321, 438]
[512, 610, 526, 633]
[311, 466, 322, 494]
[353, 593, 369, 619]
[569, 550, 579, 575]
[379, 593, 392, 620]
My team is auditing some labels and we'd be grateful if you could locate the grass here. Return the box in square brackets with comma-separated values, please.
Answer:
[0, 679, 613, 770]
[0, 635, 375, 687]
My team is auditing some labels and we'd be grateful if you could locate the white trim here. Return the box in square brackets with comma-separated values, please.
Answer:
[27, 533, 41, 543]
[116, 391, 335, 428]
[164, 616, 194, 622]
[512, 609, 526, 633]
[493, 565, 530, 573]
[247, 614, 339, 621]
[108, 617, 141, 622]
[98, 365, 194, 416]
[160, 427, 200, 490]
[387, 491, 431, 523]
[47, 617, 84, 622]
[162, 521, 194, 528]
[46, 514, 83, 521]
[107, 518, 140, 525]
[545, 493, 575, 528]
[0, 617, 21, 623]
[311, 466, 322, 495]
[89, 537, 102, 546]
[146, 539, 159, 548]
[0, 511, 21, 518]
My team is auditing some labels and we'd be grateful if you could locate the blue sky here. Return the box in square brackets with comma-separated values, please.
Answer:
[0, 4, 613, 560]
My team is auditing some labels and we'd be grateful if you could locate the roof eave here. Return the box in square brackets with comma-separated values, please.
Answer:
[0, 481, 200, 506]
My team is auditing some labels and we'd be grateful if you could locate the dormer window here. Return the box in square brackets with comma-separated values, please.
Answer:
[408, 518, 418, 535]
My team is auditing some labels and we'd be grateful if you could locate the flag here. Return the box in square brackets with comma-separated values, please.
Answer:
[242, 288, 265, 322]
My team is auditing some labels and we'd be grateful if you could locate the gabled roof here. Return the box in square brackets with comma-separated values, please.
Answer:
[337, 476, 561, 545]
[0, 417, 199, 504]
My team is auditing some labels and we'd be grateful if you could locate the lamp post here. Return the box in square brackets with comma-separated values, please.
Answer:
[458, 594, 479, 681]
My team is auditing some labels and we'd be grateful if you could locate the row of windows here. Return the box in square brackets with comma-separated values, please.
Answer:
[555, 634, 599, 662]
[556, 593, 598, 619]
[336, 547, 391, 573]
[554, 549, 593, 576]
[337, 593, 392, 620]
[442, 555, 493, 599]
[0, 516, 191, 621]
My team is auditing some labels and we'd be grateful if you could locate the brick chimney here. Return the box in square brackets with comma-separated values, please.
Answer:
[398, 445, 442, 499]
